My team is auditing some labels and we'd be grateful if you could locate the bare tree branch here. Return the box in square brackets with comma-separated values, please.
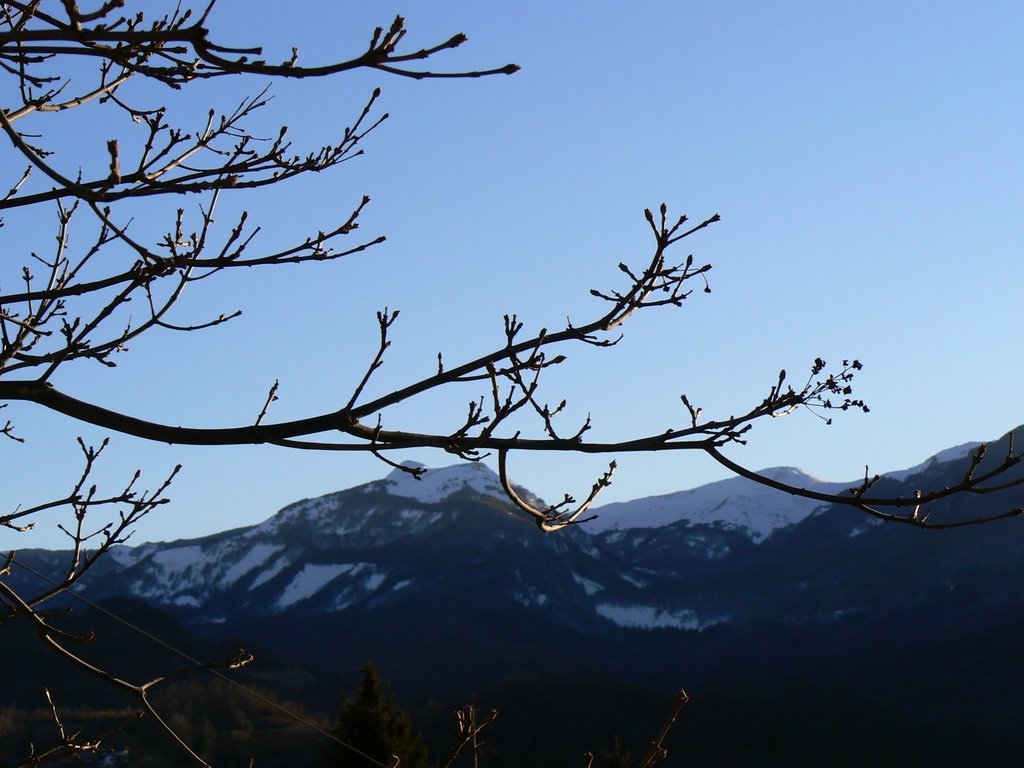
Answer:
[636, 689, 690, 768]
[1, 2, 1020, 764]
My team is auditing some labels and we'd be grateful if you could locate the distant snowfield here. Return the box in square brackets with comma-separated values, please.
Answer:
[595, 603, 725, 631]
[276, 563, 353, 609]
[222, 543, 284, 586]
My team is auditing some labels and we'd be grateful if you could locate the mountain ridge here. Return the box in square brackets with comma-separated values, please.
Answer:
[8, 426, 1024, 715]
[11, 431, 998, 628]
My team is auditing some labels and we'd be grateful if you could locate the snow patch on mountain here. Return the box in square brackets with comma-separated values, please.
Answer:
[277, 563, 351, 609]
[622, 572, 650, 588]
[601, 530, 627, 544]
[152, 544, 205, 570]
[572, 573, 604, 596]
[847, 517, 885, 537]
[326, 563, 388, 611]
[222, 543, 284, 586]
[588, 466, 853, 541]
[126, 544, 223, 601]
[595, 603, 723, 631]
[684, 533, 731, 559]
[247, 496, 335, 536]
[107, 543, 157, 568]
[513, 588, 549, 609]
[250, 555, 292, 590]
[397, 509, 445, 528]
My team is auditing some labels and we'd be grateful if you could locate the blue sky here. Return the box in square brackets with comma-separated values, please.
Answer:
[4, 1, 1023, 548]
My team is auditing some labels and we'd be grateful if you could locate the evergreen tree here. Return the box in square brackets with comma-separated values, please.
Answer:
[326, 662, 429, 768]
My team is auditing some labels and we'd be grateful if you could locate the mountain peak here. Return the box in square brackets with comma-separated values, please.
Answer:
[758, 466, 826, 484]
[383, 461, 507, 504]
[588, 466, 853, 540]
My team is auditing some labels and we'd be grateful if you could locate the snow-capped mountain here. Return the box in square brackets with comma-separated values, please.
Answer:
[380, 460, 540, 505]
[81, 458, 819, 627]
[75, 461, 675, 634]
[19, 440, 1000, 626]
[588, 466, 853, 541]
[72, 458, 851, 631]
[11, 429, 1024, 701]
[588, 443, 985, 541]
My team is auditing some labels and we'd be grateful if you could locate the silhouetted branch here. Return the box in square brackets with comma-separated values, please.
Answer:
[11, 688, 143, 768]
[636, 689, 689, 768]
[440, 705, 498, 768]
[0, 576, 213, 765]
[499, 449, 611, 531]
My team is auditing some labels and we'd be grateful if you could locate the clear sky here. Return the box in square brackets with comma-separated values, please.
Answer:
[4, 1, 1023, 549]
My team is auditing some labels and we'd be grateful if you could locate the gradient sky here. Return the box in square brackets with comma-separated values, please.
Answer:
[4, 1, 1023, 549]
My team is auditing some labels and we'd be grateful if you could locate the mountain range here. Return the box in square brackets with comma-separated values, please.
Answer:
[9, 428, 1024, 751]
[12, 454, 941, 636]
